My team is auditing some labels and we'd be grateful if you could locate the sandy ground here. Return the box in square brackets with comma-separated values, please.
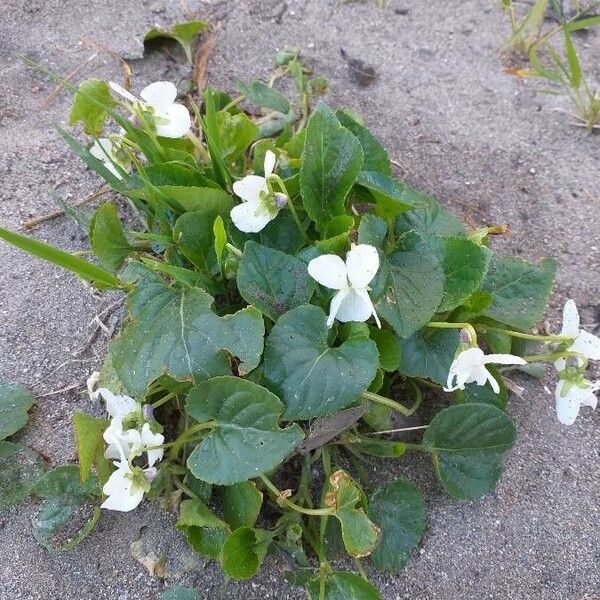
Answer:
[0, 1, 599, 599]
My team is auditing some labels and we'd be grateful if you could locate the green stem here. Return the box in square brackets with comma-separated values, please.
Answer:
[360, 390, 416, 417]
[151, 392, 176, 409]
[524, 350, 586, 366]
[186, 131, 210, 162]
[427, 321, 477, 347]
[267, 174, 310, 243]
[259, 475, 334, 516]
[479, 325, 573, 344]
[222, 95, 245, 112]
[168, 421, 216, 461]
[354, 558, 368, 581]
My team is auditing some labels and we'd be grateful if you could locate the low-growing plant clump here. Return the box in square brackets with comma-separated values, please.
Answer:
[1, 36, 598, 600]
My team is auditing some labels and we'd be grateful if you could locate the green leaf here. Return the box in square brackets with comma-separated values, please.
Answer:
[144, 20, 209, 63]
[358, 214, 388, 248]
[347, 437, 406, 458]
[377, 249, 444, 338]
[238, 80, 290, 114]
[213, 215, 227, 267]
[356, 172, 415, 219]
[160, 585, 201, 600]
[89, 203, 134, 270]
[0, 226, 122, 290]
[481, 256, 557, 330]
[299, 103, 363, 227]
[398, 328, 459, 385]
[395, 193, 465, 238]
[173, 200, 235, 273]
[263, 305, 379, 419]
[421, 404, 517, 499]
[187, 526, 229, 559]
[0, 442, 45, 513]
[336, 109, 391, 175]
[454, 366, 508, 410]
[368, 328, 401, 372]
[0, 380, 34, 440]
[201, 88, 232, 189]
[32, 465, 99, 550]
[222, 481, 263, 529]
[186, 377, 303, 485]
[237, 241, 315, 321]
[435, 238, 492, 312]
[307, 571, 381, 599]
[69, 79, 117, 136]
[219, 111, 260, 161]
[139, 185, 231, 213]
[220, 526, 269, 580]
[72, 412, 109, 483]
[177, 498, 229, 530]
[111, 274, 264, 396]
[368, 480, 425, 572]
[324, 470, 380, 558]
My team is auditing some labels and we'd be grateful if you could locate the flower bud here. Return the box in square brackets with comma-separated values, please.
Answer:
[143, 467, 157, 482]
[142, 404, 154, 422]
[459, 328, 472, 344]
[274, 192, 288, 209]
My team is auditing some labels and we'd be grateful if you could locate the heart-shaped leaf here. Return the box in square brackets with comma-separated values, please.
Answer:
[263, 305, 379, 420]
[395, 192, 465, 238]
[454, 365, 508, 410]
[219, 526, 270, 580]
[72, 412, 109, 483]
[0, 380, 35, 440]
[222, 481, 263, 529]
[237, 241, 315, 322]
[377, 249, 444, 338]
[421, 404, 517, 499]
[398, 328, 459, 385]
[69, 79, 117, 136]
[299, 103, 363, 227]
[111, 270, 264, 396]
[481, 256, 557, 330]
[356, 171, 415, 219]
[324, 470, 380, 558]
[307, 571, 381, 599]
[368, 480, 425, 572]
[144, 21, 209, 63]
[186, 377, 303, 485]
[0, 441, 45, 513]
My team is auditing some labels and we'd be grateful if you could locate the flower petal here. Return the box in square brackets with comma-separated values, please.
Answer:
[483, 353, 527, 366]
[307, 254, 348, 290]
[109, 81, 138, 103]
[335, 288, 375, 324]
[326, 289, 349, 328]
[264, 149, 276, 177]
[101, 462, 144, 512]
[345, 244, 379, 289]
[140, 81, 177, 113]
[232, 175, 267, 203]
[561, 299, 580, 337]
[155, 103, 191, 138]
[555, 381, 582, 425]
[570, 330, 600, 361]
[230, 201, 275, 233]
[98, 389, 138, 420]
[141, 423, 164, 467]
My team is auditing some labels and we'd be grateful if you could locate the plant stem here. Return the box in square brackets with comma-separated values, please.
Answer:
[259, 475, 334, 516]
[268, 174, 310, 243]
[168, 421, 216, 460]
[354, 558, 368, 581]
[524, 350, 586, 366]
[427, 321, 478, 347]
[186, 131, 210, 162]
[151, 391, 176, 409]
[360, 390, 418, 417]
[479, 325, 573, 344]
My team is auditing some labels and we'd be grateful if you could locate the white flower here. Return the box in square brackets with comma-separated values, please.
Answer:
[444, 347, 527, 394]
[101, 459, 148, 512]
[96, 389, 138, 460]
[307, 244, 381, 328]
[555, 299, 600, 371]
[230, 150, 284, 233]
[120, 423, 165, 467]
[109, 80, 191, 138]
[555, 377, 598, 425]
[89, 138, 126, 179]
